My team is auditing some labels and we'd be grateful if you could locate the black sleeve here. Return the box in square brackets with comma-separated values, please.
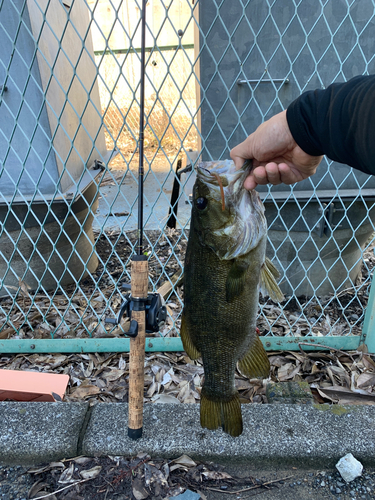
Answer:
[286, 75, 375, 176]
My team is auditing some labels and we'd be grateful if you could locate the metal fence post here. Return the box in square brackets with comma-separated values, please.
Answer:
[362, 273, 375, 353]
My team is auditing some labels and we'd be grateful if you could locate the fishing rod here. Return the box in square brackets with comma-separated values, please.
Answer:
[105, 0, 166, 440]
[136, 0, 146, 257]
[127, 0, 148, 441]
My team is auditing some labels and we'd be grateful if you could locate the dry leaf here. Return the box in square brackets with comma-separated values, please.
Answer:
[70, 385, 101, 399]
[170, 455, 197, 468]
[27, 463, 65, 474]
[278, 363, 300, 381]
[170, 464, 189, 472]
[73, 457, 92, 465]
[18, 277, 31, 298]
[362, 355, 375, 371]
[102, 369, 126, 382]
[132, 477, 149, 500]
[80, 465, 102, 479]
[318, 385, 375, 404]
[146, 381, 158, 398]
[58, 463, 75, 484]
[119, 356, 126, 370]
[28, 480, 50, 498]
[202, 471, 233, 480]
[168, 486, 185, 497]
[152, 394, 180, 404]
[0, 327, 14, 339]
[357, 373, 375, 388]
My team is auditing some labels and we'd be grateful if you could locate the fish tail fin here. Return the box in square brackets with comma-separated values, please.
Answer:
[238, 334, 270, 378]
[200, 390, 243, 437]
[259, 257, 284, 302]
[180, 311, 201, 360]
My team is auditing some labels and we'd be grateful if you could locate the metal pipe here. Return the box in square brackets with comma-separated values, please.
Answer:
[237, 78, 289, 85]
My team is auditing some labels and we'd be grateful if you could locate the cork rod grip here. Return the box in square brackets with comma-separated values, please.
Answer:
[128, 256, 148, 439]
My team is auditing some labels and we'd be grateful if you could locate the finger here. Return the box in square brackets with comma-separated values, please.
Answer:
[264, 163, 282, 184]
[232, 157, 246, 170]
[243, 174, 258, 190]
[251, 166, 269, 185]
[230, 145, 246, 170]
[278, 163, 301, 184]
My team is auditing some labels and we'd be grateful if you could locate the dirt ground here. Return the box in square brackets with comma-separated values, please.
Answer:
[1, 455, 374, 500]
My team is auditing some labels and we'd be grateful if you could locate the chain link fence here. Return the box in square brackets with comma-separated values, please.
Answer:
[0, 0, 374, 353]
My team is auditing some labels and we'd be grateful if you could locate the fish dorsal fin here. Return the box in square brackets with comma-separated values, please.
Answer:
[238, 334, 270, 379]
[259, 257, 284, 302]
[180, 312, 201, 360]
[226, 258, 250, 302]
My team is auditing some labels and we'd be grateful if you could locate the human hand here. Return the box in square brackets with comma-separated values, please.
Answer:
[230, 110, 323, 190]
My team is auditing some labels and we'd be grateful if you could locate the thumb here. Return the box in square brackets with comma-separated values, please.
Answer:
[230, 149, 245, 170]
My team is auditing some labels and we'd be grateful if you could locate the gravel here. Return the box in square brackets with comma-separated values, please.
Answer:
[0, 466, 33, 500]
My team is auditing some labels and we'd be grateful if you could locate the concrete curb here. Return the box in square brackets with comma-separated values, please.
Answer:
[1, 402, 375, 466]
[0, 402, 88, 465]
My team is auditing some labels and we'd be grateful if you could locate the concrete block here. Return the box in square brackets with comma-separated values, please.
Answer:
[0, 402, 88, 465]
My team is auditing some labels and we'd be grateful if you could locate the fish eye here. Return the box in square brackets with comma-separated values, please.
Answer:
[196, 197, 208, 210]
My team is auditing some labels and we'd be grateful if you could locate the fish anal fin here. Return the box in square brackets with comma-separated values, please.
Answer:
[200, 390, 243, 437]
[226, 259, 249, 302]
[259, 257, 284, 302]
[238, 334, 270, 379]
[180, 311, 201, 360]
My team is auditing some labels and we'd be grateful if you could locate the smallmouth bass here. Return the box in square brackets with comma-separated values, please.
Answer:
[181, 160, 283, 437]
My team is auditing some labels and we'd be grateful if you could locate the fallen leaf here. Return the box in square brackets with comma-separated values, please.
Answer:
[51, 392, 62, 402]
[170, 455, 197, 468]
[132, 477, 149, 499]
[18, 277, 31, 298]
[202, 471, 233, 480]
[146, 381, 158, 398]
[152, 394, 180, 404]
[357, 373, 375, 389]
[170, 464, 189, 472]
[58, 463, 75, 484]
[318, 385, 375, 404]
[70, 385, 101, 399]
[80, 465, 102, 479]
[167, 486, 185, 497]
[278, 363, 300, 381]
[27, 463, 65, 474]
[28, 480, 50, 498]
[73, 457, 92, 465]
[102, 369, 126, 382]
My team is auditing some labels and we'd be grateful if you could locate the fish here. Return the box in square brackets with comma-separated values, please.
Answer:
[180, 159, 284, 437]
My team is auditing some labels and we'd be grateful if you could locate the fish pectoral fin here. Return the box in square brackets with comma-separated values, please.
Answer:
[259, 257, 284, 302]
[200, 390, 243, 437]
[180, 311, 201, 360]
[226, 259, 249, 302]
[238, 334, 270, 379]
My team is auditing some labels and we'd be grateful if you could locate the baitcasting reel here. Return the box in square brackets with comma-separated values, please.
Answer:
[105, 283, 167, 338]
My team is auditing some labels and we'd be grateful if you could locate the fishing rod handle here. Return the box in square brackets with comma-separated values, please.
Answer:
[128, 255, 148, 439]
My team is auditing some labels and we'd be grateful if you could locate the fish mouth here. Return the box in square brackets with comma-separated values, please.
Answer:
[196, 159, 252, 187]
[196, 160, 253, 207]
